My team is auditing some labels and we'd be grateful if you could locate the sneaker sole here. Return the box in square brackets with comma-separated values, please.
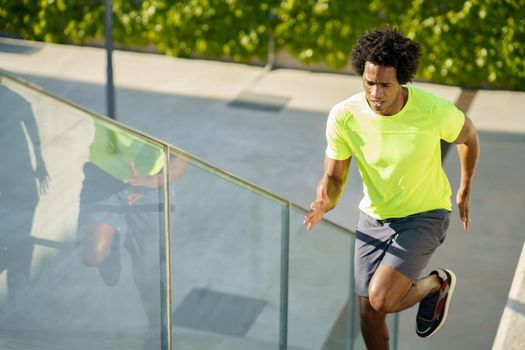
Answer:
[425, 269, 456, 338]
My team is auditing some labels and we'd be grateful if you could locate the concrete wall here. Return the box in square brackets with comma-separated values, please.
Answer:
[493, 241, 525, 349]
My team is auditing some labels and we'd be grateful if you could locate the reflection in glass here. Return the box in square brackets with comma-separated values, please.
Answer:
[289, 207, 353, 349]
[0, 81, 49, 307]
[76, 119, 185, 349]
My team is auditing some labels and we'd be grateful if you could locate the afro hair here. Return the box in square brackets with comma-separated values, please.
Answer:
[351, 26, 422, 84]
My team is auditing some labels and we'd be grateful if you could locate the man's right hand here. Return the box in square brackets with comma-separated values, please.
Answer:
[304, 186, 330, 231]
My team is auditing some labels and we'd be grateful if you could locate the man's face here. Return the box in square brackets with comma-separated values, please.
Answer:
[362, 61, 402, 116]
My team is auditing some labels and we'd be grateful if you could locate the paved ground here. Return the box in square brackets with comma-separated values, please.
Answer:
[1, 37, 525, 349]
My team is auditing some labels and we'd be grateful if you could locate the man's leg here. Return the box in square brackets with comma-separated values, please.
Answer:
[355, 209, 452, 344]
[124, 190, 163, 350]
[79, 222, 122, 286]
[76, 163, 126, 286]
[76, 162, 122, 268]
[368, 264, 441, 313]
[129, 247, 161, 349]
[359, 265, 442, 349]
[359, 296, 389, 350]
[81, 223, 116, 266]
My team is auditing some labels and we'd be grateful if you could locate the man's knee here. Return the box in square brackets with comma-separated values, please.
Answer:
[368, 284, 399, 313]
[78, 224, 116, 267]
[367, 264, 413, 313]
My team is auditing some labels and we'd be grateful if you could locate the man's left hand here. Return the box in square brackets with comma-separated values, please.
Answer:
[456, 185, 471, 231]
[123, 161, 160, 188]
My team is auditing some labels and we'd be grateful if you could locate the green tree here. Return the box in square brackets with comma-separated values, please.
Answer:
[145, 0, 272, 62]
[373, 0, 525, 89]
[0, 0, 103, 43]
[275, 0, 381, 68]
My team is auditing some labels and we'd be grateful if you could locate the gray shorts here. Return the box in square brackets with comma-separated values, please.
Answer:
[77, 162, 173, 259]
[354, 209, 450, 297]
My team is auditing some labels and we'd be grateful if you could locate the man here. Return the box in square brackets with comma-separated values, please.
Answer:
[304, 26, 479, 349]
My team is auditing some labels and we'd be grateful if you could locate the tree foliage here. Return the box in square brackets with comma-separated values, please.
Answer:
[373, 0, 525, 89]
[275, 0, 380, 68]
[1, 0, 523, 90]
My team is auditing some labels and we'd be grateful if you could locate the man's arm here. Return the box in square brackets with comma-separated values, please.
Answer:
[124, 158, 187, 188]
[453, 116, 480, 231]
[304, 156, 351, 230]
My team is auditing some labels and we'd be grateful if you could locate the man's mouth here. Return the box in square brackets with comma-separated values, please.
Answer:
[370, 100, 384, 109]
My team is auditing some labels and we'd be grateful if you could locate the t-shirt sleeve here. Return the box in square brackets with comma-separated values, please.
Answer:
[430, 96, 465, 142]
[325, 104, 352, 160]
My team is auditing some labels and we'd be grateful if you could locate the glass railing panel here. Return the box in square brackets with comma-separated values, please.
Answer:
[169, 148, 283, 349]
[289, 207, 398, 350]
[0, 73, 167, 349]
[288, 207, 353, 350]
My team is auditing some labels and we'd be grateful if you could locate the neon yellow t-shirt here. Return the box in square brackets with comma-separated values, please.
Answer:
[325, 86, 465, 219]
[89, 119, 164, 180]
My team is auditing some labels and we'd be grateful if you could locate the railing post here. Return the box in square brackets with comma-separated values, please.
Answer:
[279, 203, 290, 350]
[348, 234, 356, 350]
[104, 0, 115, 119]
[391, 313, 399, 350]
[160, 148, 173, 350]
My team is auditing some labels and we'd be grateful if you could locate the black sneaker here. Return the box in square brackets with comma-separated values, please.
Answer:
[416, 269, 456, 338]
[98, 232, 121, 286]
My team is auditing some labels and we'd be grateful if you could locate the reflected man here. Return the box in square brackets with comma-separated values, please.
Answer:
[77, 118, 185, 347]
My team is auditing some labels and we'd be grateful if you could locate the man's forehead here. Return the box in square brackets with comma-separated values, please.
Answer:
[363, 62, 397, 81]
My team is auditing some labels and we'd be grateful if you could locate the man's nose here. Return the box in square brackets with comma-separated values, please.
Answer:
[370, 85, 382, 98]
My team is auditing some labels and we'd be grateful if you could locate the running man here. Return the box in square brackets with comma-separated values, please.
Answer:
[304, 26, 479, 349]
